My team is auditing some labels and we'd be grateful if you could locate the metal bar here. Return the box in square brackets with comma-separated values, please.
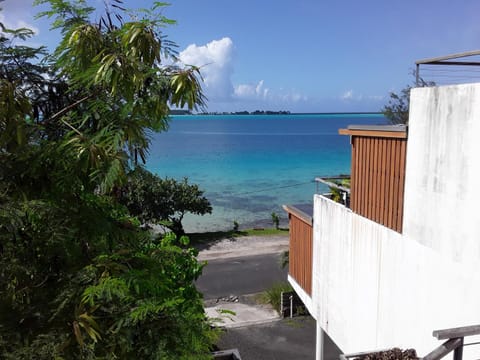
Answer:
[464, 341, 480, 347]
[315, 175, 351, 180]
[280, 291, 285, 318]
[433, 324, 480, 340]
[454, 338, 464, 360]
[422, 338, 463, 360]
[289, 295, 293, 318]
[315, 177, 351, 194]
[418, 61, 480, 66]
[416, 63, 420, 86]
[415, 50, 480, 64]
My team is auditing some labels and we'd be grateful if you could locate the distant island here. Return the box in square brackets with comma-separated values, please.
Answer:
[169, 109, 383, 116]
[222, 110, 291, 115]
[169, 109, 194, 115]
[169, 109, 291, 115]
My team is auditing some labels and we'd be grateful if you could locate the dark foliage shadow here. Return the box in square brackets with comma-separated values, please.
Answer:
[188, 230, 248, 251]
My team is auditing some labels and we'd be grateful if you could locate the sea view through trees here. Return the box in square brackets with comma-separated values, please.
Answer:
[147, 113, 387, 232]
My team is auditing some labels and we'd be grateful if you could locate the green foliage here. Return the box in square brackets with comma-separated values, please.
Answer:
[233, 220, 239, 232]
[68, 232, 216, 359]
[0, 0, 216, 358]
[271, 212, 280, 230]
[381, 86, 411, 125]
[119, 166, 212, 236]
[259, 282, 293, 314]
[381, 76, 434, 125]
[279, 250, 289, 269]
[329, 178, 350, 204]
[34, 0, 206, 192]
[0, 25, 47, 152]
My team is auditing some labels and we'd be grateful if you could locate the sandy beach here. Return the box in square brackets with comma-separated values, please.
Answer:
[197, 234, 289, 261]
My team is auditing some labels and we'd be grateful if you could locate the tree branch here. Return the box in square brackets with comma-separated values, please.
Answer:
[48, 94, 93, 123]
[46, 94, 95, 136]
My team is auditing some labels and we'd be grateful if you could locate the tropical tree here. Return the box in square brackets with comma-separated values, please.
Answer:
[381, 76, 434, 125]
[0, 0, 216, 358]
[381, 85, 411, 125]
[119, 167, 212, 236]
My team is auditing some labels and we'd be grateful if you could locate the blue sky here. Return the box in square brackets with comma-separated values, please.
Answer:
[2, 0, 479, 112]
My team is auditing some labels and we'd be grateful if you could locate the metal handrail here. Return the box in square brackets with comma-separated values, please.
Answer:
[339, 324, 480, 360]
[315, 176, 351, 194]
[423, 324, 480, 360]
[423, 338, 463, 360]
[315, 176, 351, 208]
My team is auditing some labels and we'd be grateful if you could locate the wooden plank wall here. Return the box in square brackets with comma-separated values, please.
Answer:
[350, 136, 407, 233]
[288, 214, 313, 296]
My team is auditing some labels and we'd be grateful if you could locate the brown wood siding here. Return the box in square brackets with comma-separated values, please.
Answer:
[350, 136, 407, 233]
[288, 214, 312, 295]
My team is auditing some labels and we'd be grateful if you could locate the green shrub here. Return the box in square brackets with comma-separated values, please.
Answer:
[259, 282, 293, 313]
[271, 212, 280, 229]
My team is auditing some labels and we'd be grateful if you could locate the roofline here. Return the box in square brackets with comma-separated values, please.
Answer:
[339, 125, 407, 139]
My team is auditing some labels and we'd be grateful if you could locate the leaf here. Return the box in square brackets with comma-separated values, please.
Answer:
[77, 313, 102, 343]
[179, 235, 190, 246]
[72, 321, 84, 346]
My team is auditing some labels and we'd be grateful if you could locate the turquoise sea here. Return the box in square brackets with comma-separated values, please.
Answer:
[147, 113, 386, 232]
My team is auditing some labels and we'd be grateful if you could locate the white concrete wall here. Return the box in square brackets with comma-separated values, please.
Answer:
[312, 83, 480, 358]
[404, 84, 480, 265]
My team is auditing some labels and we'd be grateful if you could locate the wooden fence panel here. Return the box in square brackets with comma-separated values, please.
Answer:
[350, 136, 407, 233]
[288, 214, 313, 296]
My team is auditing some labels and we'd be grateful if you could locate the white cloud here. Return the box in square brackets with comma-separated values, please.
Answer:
[234, 80, 269, 99]
[282, 92, 307, 103]
[341, 89, 354, 100]
[178, 37, 307, 111]
[179, 37, 235, 100]
[0, 0, 40, 34]
[341, 90, 385, 103]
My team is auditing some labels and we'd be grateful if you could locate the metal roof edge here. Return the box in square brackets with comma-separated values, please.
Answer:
[346, 124, 407, 132]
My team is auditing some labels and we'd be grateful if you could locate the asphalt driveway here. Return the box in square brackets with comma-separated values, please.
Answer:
[216, 316, 316, 360]
[197, 234, 341, 360]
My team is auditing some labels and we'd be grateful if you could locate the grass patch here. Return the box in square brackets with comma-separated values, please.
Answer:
[284, 319, 303, 328]
[259, 281, 293, 314]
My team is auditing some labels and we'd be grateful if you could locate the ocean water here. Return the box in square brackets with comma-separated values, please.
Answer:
[147, 113, 386, 232]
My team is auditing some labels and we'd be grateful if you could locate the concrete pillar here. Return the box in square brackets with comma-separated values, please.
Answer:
[316, 322, 325, 360]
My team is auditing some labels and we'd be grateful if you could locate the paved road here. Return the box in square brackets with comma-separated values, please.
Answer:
[196, 249, 336, 359]
[217, 317, 342, 360]
[196, 253, 288, 300]
[217, 317, 316, 359]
